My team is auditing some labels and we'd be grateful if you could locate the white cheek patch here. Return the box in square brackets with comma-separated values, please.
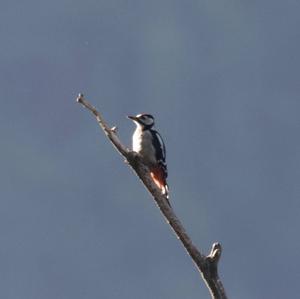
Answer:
[142, 117, 154, 126]
[135, 114, 154, 126]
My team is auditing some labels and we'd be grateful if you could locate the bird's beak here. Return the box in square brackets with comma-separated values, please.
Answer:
[127, 115, 138, 121]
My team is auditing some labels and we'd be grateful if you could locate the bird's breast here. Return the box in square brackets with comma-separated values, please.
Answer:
[132, 129, 156, 166]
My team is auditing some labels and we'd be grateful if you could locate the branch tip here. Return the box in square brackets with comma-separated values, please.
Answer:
[76, 93, 84, 103]
[111, 126, 118, 133]
[208, 242, 222, 262]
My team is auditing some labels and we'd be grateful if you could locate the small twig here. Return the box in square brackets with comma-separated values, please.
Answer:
[76, 94, 228, 299]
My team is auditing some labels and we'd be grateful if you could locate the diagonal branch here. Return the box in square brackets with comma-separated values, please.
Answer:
[76, 94, 228, 299]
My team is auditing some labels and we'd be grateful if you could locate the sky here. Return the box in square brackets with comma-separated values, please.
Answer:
[1, 1, 300, 298]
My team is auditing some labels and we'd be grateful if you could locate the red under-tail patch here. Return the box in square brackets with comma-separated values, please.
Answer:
[150, 166, 167, 192]
[150, 166, 170, 206]
[150, 169, 165, 190]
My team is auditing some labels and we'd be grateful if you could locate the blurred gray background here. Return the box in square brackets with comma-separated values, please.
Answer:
[1, 1, 299, 298]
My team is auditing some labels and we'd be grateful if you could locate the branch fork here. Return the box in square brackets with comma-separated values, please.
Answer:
[76, 94, 228, 299]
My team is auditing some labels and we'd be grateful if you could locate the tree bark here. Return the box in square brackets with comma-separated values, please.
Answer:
[76, 94, 228, 299]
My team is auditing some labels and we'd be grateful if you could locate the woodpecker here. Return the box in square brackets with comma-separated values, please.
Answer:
[128, 113, 170, 205]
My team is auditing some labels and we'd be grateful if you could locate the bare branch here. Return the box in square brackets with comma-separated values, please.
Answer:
[76, 94, 128, 157]
[76, 94, 228, 299]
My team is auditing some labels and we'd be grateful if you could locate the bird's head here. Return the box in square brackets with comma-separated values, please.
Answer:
[127, 113, 155, 129]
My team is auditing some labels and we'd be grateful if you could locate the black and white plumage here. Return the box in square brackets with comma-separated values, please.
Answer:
[128, 113, 169, 203]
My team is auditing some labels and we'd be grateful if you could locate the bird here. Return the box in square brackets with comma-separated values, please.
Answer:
[127, 113, 170, 205]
